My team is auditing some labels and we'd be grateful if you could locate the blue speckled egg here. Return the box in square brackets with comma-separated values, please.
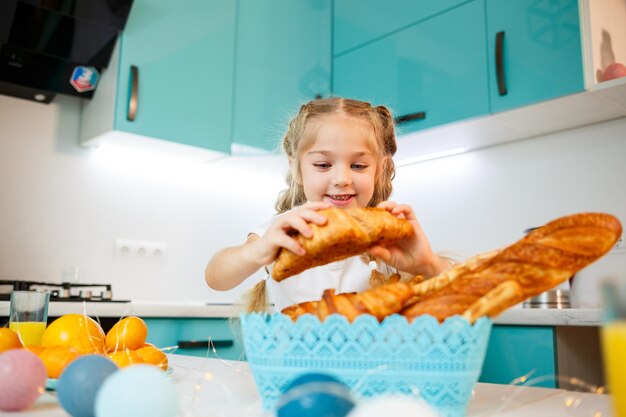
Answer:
[57, 354, 118, 417]
[277, 372, 355, 417]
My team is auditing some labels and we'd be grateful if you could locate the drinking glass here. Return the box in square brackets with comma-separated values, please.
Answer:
[9, 290, 50, 346]
[601, 279, 626, 417]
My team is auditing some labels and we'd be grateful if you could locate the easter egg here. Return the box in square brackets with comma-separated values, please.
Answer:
[57, 355, 118, 417]
[0, 349, 46, 411]
[277, 372, 355, 417]
[346, 394, 440, 417]
[95, 364, 177, 417]
[603, 62, 626, 81]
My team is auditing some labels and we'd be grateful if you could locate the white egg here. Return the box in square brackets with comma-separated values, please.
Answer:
[347, 394, 440, 417]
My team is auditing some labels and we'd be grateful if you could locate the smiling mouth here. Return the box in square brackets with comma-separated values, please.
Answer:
[326, 194, 354, 201]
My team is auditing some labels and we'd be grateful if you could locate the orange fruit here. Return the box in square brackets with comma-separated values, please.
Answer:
[37, 346, 80, 378]
[0, 328, 22, 353]
[23, 345, 45, 355]
[135, 345, 168, 370]
[41, 314, 106, 354]
[105, 316, 148, 351]
[107, 349, 144, 368]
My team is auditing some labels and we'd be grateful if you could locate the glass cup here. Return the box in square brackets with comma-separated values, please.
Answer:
[600, 279, 626, 417]
[9, 290, 50, 346]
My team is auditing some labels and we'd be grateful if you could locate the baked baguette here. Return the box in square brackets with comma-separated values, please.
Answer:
[402, 212, 622, 322]
[272, 207, 414, 281]
[281, 212, 622, 323]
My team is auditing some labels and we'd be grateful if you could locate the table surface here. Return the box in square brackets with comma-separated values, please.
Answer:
[0, 354, 614, 417]
[0, 300, 605, 326]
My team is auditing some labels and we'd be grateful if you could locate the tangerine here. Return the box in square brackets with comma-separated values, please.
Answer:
[135, 345, 168, 371]
[105, 316, 148, 351]
[37, 346, 80, 378]
[22, 345, 45, 355]
[41, 314, 106, 354]
[107, 349, 144, 368]
[0, 328, 22, 353]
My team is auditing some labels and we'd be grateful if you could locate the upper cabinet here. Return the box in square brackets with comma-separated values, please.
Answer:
[332, 0, 626, 161]
[80, 0, 236, 159]
[232, 0, 331, 153]
[333, 0, 466, 56]
[333, 0, 489, 134]
[486, 0, 584, 113]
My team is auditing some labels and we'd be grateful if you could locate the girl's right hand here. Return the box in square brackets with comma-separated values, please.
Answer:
[249, 201, 331, 266]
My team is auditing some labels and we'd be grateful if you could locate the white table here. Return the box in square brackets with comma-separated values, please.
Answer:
[0, 355, 614, 417]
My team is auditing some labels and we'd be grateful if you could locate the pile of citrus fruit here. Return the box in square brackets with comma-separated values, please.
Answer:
[1, 314, 168, 379]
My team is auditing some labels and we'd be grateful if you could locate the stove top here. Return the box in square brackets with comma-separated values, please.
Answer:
[0, 280, 130, 302]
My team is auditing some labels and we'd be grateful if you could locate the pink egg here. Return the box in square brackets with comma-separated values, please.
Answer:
[603, 62, 626, 81]
[0, 349, 47, 411]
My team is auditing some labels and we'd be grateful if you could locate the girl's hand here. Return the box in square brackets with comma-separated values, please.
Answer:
[369, 201, 449, 278]
[249, 201, 331, 266]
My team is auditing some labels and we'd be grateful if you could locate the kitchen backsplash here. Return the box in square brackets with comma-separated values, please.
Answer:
[0, 94, 625, 303]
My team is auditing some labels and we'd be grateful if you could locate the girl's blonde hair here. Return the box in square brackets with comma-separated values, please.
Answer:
[246, 97, 398, 312]
[276, 96, 397, 213]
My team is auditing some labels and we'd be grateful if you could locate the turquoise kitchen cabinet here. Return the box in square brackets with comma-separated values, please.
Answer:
[486, 0, 584, 113]
[334, 0, 466, 55]
[333, 0, 489, 135]
[480, 325, 557, 388]
[232, 0, 331, 152]
[144, 318, 244, 361]
[81, 0, 236, 155]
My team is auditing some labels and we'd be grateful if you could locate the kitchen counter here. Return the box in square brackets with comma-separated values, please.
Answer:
[0, 301, 604, 325]
[0, 354, 615, 417]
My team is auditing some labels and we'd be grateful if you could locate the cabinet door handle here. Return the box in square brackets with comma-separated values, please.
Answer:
[394, 111, 426, 125]
[177, 340, 234, 349]
[495, 31, 507, 96]
[127, 65, 139, 121]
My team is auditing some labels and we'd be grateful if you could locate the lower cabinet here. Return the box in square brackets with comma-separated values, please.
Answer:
[144, 318, 244, 361]
[480, 325, 557, 388]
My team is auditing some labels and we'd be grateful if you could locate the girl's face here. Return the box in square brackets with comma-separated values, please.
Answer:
[297, 115, 378, 209]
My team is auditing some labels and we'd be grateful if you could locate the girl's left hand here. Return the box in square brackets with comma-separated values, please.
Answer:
[368, 201, 449, 278]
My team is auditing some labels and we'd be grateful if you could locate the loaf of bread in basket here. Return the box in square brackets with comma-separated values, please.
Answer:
[281, 212, 622, 323]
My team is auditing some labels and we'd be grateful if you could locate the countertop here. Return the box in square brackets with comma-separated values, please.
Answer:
[0, 300, 604, 326]
[0, 354, 615, 417]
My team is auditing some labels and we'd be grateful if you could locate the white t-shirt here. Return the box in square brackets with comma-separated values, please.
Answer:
[250, 222, 380, 312]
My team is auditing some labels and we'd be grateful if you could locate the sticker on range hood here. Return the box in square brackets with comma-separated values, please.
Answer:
[70, 66, 100, 93]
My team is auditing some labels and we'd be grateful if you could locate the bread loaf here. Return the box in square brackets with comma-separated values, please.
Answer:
[280, 212, 622, 323]
[272, 207, 414, 281]
[402, 212, 622, 322]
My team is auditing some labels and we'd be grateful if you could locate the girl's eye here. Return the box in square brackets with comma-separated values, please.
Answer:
[351, 163, 368, 170]
[313, 163, 331, 169]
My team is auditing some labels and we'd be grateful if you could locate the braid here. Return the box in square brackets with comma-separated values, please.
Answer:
[368, 105, 397, 207]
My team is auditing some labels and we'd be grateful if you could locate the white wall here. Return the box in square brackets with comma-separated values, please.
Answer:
[393, 116, 626, 259]
[0, 95, 286, 303]
[1, 93, 625, 303]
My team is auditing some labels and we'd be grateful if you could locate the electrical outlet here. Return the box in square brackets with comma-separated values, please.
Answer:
[115, 239, 167, 261]
[615, 235, 624, 250]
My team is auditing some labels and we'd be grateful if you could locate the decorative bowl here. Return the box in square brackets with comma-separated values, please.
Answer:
[240, 313, 492, 417]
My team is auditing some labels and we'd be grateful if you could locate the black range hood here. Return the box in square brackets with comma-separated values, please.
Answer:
[0, 0, 134, 103]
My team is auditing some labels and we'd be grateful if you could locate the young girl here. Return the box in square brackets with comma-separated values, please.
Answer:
[205, 97, 451, 312]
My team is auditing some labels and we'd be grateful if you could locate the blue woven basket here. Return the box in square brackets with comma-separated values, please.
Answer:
[240, 313, 492, 417]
